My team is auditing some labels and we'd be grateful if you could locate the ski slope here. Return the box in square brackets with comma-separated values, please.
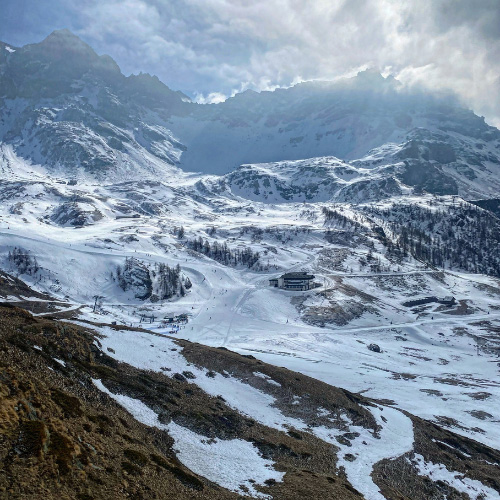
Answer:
[1, 146, 500, 453]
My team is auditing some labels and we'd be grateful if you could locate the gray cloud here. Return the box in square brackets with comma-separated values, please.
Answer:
[2, 0, 500, 126]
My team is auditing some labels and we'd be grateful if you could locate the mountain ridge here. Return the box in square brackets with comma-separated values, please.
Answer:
[1, 29, 499, 180]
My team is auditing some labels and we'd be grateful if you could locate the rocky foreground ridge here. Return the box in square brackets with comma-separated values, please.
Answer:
[0, 273, 499, 500]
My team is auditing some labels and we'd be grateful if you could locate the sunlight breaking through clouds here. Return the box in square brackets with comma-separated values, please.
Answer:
[2, 0, 500, 126]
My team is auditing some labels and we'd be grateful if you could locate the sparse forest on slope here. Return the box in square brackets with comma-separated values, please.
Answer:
[185, 236, 261, 269]
[363, 199, 500, 277]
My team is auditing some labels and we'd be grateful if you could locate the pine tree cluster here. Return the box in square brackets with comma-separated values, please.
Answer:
[322, 207, 365, 231]
[7, 247, 39, 276]
[185, 237, 261, 269]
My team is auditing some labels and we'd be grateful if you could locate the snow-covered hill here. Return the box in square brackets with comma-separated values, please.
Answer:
[1, 30, 500, 498]
[3, 301, 499, 499]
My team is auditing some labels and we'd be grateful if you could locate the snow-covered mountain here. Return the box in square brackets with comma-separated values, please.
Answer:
[170, 72, 500, 178]
[2, 29, 500, 195]
[0, 30, 188, 182]
[1, 30, 500, 499]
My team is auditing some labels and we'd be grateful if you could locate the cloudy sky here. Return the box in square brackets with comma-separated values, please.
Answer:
[2, 0, 500, 126]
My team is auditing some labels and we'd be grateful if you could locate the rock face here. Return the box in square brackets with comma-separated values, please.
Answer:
[115, 258, 189, 301]
[50, 201, 103, 226]
[0, 30, 188, 182]
[399, 161, 459, 195]
[116, 258, 152, 300]
[1, 30, 500, 197]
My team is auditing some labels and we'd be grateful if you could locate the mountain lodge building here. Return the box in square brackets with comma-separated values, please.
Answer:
[269, 272, 315, 291]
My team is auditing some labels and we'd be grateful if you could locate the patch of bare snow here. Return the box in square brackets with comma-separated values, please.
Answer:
[410, 453, 500, 500]
[313, 405, 414, 500]
[253, 371, 282, 386]
[92, 379, 283, 498]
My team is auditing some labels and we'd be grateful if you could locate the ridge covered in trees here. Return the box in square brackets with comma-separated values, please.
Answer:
[365, 201, 500, 277]
[185, 236, 261, 269]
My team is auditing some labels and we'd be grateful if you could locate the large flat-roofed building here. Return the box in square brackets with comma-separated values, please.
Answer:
[269, 272, 315, 291]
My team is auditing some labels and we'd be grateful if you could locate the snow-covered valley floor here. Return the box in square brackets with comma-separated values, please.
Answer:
[1, 149, 499, 459]
[1, 218, 499, 454]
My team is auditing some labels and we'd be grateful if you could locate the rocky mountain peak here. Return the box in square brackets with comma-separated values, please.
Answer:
[41, 28, 92, 49]
[36, 30, 121, 74]
[26, 29, 101, 68]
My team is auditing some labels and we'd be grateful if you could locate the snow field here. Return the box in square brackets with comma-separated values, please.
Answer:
[92, 379, 283, 498]
[2, 204, 500, 452]
[314, 405, 414, 500]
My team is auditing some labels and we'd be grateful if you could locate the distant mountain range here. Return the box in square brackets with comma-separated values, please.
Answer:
[1, 29, 500, 200]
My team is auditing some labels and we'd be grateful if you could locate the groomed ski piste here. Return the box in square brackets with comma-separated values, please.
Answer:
[1, 148, 500, 499]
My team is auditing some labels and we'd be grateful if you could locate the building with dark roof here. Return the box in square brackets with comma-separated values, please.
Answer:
[269, 272, 315, 291]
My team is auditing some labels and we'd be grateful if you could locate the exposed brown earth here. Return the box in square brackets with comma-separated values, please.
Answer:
[292, 278, 379, 327]
[1, 271, 500, 500]
[0, 270, 73, 316]
[0, 305, 362, 499]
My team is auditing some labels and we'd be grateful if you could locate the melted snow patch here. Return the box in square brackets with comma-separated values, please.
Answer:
[313, 405, 414, 500]
[168, 421, 284, 498]
[410, 454, 500, 500]
[253, 371, 281, 386]
[92, 379, 283, 498]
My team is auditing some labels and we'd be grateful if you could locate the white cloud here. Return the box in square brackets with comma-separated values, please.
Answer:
[193, 91, 227, 104]
[53, 0, 500, 126]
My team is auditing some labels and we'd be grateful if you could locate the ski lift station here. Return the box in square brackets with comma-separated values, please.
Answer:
[269, 272, 316, 291]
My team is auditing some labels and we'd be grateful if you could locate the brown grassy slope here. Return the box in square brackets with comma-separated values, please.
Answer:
[1, 299, 499, 500]
[0, 305, 363, 500]
[0, 271, 49, 300]
[0, 305, 243, 500]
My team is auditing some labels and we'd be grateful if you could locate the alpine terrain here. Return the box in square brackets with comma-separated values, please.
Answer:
[1, 30, 500, 500]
